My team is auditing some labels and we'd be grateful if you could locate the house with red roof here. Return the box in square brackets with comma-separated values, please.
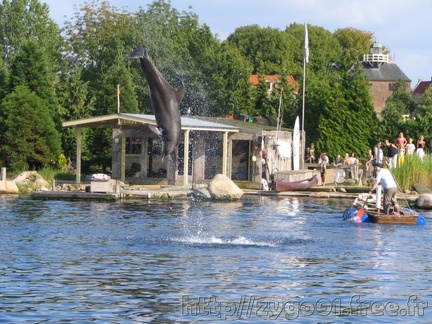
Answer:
[412, 78, 432, 103]
[248, 74, 298, 94]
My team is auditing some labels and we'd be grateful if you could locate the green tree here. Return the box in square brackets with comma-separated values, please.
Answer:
[0, 85, 61, 170]
[0, 0, 64, 69]
[85, 53, 140, 169]
[227, 25, 295, 75]
[380, 80, 415, 141]
[203, 43, 254, 117]
[333, 28, 374, 71]
[56, 63, 95, 161]
[63, 0, 141, 169]
[10, 39, 59, 120]
[414, 85, 432, 138]
[0, 57, 10, 100]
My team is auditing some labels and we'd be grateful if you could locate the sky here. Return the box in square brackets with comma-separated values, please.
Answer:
[44, 0, 432, 88]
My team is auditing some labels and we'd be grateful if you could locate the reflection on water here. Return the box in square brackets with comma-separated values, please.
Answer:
[0, 195, 431, 323]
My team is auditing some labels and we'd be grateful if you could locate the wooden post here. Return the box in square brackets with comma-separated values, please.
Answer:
[1, 167, 6, 184]
[192, 134, 205, 184]
[76, 128, 82, 184]
[121, 131, 126, 182]
[222, 131, 228, 176]
[183, 130, 190, 186]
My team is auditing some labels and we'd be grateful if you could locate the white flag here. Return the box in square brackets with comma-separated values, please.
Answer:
[304, 23, 309, 64]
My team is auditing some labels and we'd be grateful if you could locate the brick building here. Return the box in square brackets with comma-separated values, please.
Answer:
[359, 42, 411, 115]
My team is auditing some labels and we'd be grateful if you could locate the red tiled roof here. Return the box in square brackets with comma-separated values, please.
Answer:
[412, 81, 432, 95]
[248, 74, 297, 92]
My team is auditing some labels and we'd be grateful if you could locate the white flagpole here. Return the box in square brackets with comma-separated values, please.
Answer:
[276, 88, 283, 141]
[301, 23, 308, 169]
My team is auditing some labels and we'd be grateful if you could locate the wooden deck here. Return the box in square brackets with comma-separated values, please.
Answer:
[31, 191, 118, 201]
[31, 185, 193, 200]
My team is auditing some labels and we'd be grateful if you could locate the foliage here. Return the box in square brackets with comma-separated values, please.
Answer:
[227, 25, 295, 75]
[0, 57, 10, 100]
[0, 0, 429, 177]
[203, 43, 254, 116]
[333, 27, 374, 71]
[313, 69, 377, 160]
[0, 36, 61, 171]
[55, 63, 95, 160]
[10, 39, 59, 120]
[0, 85, 61, 170]
[58, 154, 68, 171]
[0, 0, 64, 68]
[392, 155, 432, 190]
[380, 80, 415, 142]
[415, 85, 432, 138]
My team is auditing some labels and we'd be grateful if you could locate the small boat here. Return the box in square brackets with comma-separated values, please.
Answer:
[275, 174, 318, 192]
[342, 193, 426, 225]
[366, 210, 420, 225]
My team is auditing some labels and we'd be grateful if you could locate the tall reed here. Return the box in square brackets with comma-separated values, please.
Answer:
[391, 154, 432, 191]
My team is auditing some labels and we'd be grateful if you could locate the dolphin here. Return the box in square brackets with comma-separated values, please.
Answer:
[128, 46, 185, 160]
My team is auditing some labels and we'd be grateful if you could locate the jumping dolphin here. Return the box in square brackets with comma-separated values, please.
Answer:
[128, 46, 185, 160]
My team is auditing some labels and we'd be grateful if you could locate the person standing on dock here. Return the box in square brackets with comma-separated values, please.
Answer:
[368, 162, 400, 214]
[333, 154, 342, 185]
[385, 140, 398, 169]
[373, 141, 383, 164]
[319, 152, 329, 186]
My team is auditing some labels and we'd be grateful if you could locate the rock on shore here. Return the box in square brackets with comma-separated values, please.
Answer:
[0, 171, 50, 194]
[416, 193, 432, 209]
[0, 180, 19, 194]
[208, 174, 244, 200]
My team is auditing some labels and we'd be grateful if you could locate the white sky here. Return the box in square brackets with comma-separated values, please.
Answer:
[44, 0, 432, 88]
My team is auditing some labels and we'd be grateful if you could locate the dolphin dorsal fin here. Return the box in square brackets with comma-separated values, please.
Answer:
[148, 124, 163, 137]
[176, 83, 186, 103]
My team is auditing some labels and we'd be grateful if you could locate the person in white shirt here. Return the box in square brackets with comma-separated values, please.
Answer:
[348, 152, 359, 180]
[373, 141, 383, 164]
[406, 138, 415, 155]
[368, 162, 399, 214]
[333, 154, 342, 185]
[318, 152, 329, 186]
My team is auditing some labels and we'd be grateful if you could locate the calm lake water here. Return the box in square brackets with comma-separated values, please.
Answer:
[0, 194, 431, 323]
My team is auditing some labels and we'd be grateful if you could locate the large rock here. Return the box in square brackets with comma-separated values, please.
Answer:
[416, 193, 432, 209]
[413, 183, 432, 194]
[13, 171, 50, 190]
[0, 180, 19, 194]
[208, 174, 243, 200]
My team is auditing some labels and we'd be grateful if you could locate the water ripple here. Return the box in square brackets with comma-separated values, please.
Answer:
[0, 196, 431, 322]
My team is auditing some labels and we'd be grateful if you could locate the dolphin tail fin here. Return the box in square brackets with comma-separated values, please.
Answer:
[128, 45, 147, 59]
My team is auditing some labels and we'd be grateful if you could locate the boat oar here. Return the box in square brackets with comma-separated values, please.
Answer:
[357, 194, 371, 218]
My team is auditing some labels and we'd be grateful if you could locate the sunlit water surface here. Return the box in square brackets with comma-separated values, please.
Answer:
[0, 195, 431, 323]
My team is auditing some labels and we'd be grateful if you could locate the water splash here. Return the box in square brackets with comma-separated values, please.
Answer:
[174, 235, 278, 247]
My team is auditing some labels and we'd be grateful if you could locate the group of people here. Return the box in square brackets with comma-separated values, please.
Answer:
[312, 151, 360, 186]
[370, 132, 428, 170]
[306, 144, 399, 215]
[367, 132, 430, 214]
[304, 132, 431, 215]
[305, 144, 333, 186]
